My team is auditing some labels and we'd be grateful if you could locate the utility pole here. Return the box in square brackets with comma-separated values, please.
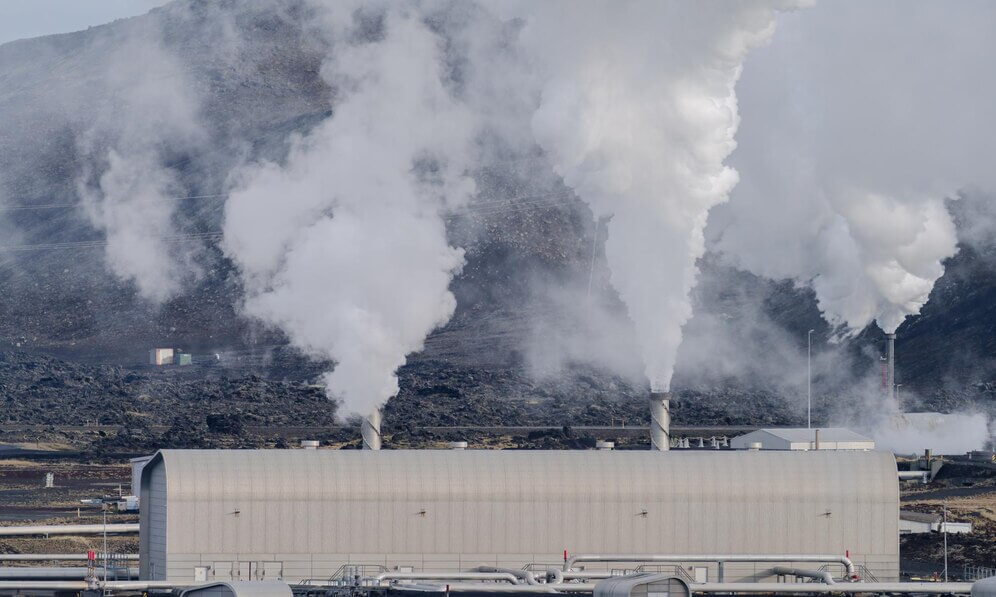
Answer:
[943, 503, 949, 582]
[808, 329, 815, 429]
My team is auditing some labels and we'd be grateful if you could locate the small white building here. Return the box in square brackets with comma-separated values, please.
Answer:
[149, 348, 175, 366]
[899, 510, 972, 535]
[730, 428, 875, 451]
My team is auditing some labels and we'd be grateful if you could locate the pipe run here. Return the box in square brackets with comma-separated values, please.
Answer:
[693, 582, 971, 594]
[474, 566, 538, 585]
[0, 566, 139, 580]
[0, 553, 138, 562]
[375, 572, 521, 585]
[563, 554, 855, 578]
[0, 523, 139, 537]
[771, 566, 834, 585]
[649, 391, 670, 451]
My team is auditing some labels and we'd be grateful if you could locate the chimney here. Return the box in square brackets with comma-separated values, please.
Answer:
[650, 391, 670, 451]
[361, 410, 382, 450]
[886, 332, 896, 402]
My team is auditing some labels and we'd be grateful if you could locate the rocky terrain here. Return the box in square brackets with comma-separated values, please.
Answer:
[0, 0, 992, 449]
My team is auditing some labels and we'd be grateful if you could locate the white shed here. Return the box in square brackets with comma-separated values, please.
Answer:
[731, 428, 875, 451]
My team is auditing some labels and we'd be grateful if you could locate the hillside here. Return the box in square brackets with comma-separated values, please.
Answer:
[0, 0, 993, 436]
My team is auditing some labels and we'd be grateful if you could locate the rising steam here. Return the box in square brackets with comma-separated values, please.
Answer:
[76, 24, 205, 302]
[506, 0, 806, 391]
[713, 1, 996, 335]
[223, 2, 475, 417]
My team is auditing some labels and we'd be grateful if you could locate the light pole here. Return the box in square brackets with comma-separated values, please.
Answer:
[808, 329, 815, 429]
[943, 503, 949, 582]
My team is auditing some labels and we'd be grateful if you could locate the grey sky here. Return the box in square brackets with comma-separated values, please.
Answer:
[0, 0, 167, 45]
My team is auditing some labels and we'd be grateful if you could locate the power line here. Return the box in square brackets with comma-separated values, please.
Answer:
[0, 194, 228, 213]
[0, 189, 583, 253]
[0, 232, 222, 253]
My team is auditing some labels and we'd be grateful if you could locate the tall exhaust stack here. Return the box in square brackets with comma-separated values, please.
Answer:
[361, 410, 382, 450]
[649, 391, 670, 451]
[886, 333, 896, 403]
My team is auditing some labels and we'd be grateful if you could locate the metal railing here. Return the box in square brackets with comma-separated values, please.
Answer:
[963, 565, 996, 581]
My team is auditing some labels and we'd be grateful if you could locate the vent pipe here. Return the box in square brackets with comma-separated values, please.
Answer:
[649, 391, 670, 451]
[886, 332, 896, 402]
[361, 410, 382, 450]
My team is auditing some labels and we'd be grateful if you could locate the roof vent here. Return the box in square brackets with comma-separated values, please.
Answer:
[300, 440, 319, 450]
[748, 442, 762, 451]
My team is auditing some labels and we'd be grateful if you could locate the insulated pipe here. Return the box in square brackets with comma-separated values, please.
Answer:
[0, 523, 138, 536]
[391, 582, 595, 593]
[887, 332, 896, 401]
[0, 566, 139, 580]
[546, 568, 565, 584]
[771, 566, 835, 585]
[362, 410, 382, 450]
[474, 565, 538, 585]
[0, 554, 139, 562]
[375, 572, 521, 584]
[693, 582, 972, 594]
[649, 391, 670, 451]
[563, 554, 855, 577]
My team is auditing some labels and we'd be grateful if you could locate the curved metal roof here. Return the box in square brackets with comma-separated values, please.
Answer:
[145, 449, 898, 558]
[153, 448, 896, 503]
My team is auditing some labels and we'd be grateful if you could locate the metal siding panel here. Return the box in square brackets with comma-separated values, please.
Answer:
[156, 449, 899, 582]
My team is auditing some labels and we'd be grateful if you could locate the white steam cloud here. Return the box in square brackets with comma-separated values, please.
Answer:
[75, 25, 205, 302]
[713, 0, 996, 335]
[505, 1, 806, 391]
[223, 2, 475, 417]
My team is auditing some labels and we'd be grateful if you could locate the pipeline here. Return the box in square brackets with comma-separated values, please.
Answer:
[0, 566, 139, 580]
[375, 571, 521, 584]
[474, 565, 538, 585]
[693, 582, 971, 594]
[771, 566, 834, 585]
[563, 554, 855, 578]
[0, 553, 138, 562]
[0, 523, 138, 537]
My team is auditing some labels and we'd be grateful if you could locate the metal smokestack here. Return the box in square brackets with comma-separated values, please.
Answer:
[361, 410, 382, 450]
[886, 333, 896, 402]
[649, 391, 670, 451]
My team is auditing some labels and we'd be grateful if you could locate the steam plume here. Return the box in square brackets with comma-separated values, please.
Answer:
[506, 0, 805, 391]
[75, 24, 205, 302]
[223, 2, 475, 417]
[713, 1, 996, 335]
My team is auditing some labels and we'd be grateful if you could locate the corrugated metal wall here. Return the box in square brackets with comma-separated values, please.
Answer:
[142, 449, 899, 583]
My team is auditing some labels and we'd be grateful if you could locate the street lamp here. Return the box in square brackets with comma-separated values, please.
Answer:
[808, 329, 815, 429]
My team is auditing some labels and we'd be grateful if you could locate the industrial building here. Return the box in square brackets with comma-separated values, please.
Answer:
[139, 449, 899, 584]
[730, 428, 875, 451]
[899, 511, 972, 535]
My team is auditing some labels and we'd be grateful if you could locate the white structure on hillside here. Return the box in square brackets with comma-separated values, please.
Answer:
[731, 428, 875, 451]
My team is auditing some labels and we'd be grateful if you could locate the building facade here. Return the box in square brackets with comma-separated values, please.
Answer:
[140, 449, 899, 583]
[731, 428, 875, 451]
